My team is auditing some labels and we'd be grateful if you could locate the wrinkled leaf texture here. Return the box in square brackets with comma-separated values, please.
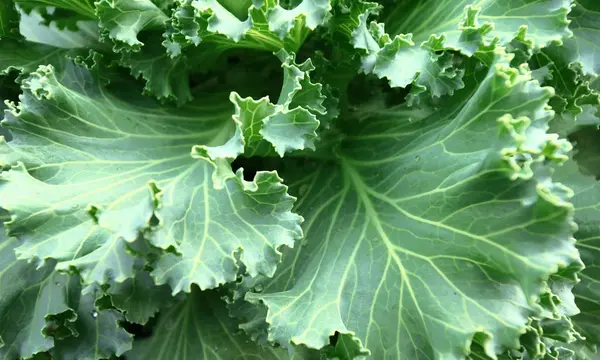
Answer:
[0, 0, 599, 359]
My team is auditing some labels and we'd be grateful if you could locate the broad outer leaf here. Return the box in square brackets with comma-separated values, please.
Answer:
[124, 287, 288, 360]
[554, 159, 600, 353]
[245, 49, 580, 359]
[0, 232, 79, 359]
[569, 0, 600, 76]
[0, 62, 302, 292]
[383, 0, 571, 50]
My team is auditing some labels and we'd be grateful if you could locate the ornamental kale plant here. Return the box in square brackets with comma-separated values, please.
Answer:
[1, 0, 600, 359]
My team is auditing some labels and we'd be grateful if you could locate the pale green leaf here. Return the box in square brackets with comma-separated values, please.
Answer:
[266, 0, 331, 39]
[569, 0, 600, 76]
[95, 0, 168, 51]
[234, 50, 324, 157]
[244, 49, 580, 359]
[150, 165, 301, 293]
[192, 0, 252, 41]
[348, 3, 470, 94]
[0, 62, 301, 291]
[383, 0, 571, 51]
[350, 0, 571, 92]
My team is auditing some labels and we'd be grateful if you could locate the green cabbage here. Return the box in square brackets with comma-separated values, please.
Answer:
[0, 0, 599, 359]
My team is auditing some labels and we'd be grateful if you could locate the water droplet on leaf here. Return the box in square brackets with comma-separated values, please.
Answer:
[91, 311, 98, 319]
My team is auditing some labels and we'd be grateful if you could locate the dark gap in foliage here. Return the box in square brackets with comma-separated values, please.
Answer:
[0, 69, 19, 140]
[149, 214, 160, 227]
[231, 157, 257, 181]
[231, 52, 283, 100]
[188, 72, 221, 94]
[0, 69, 20, 105]
[190, 50, 283, 100]
[122, 313, 158, 340]
[227, 55, 241, 66]
[30, 352, 52, 360]
[104, 67, 148, 98]
[150, 0, 177, 12]
[295, 27, 330, 64]
[231, 156, 293, 182]
[389, 84, 412, 107]
[96, 294, 115, 311]
[346, 74, 377, 107]
[279, 0, 304, 10]
[468, 331, 494, 358]
[329, 331, 340, 346]
[347, 73, 411, 108]
[231, 157, 280, 181]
